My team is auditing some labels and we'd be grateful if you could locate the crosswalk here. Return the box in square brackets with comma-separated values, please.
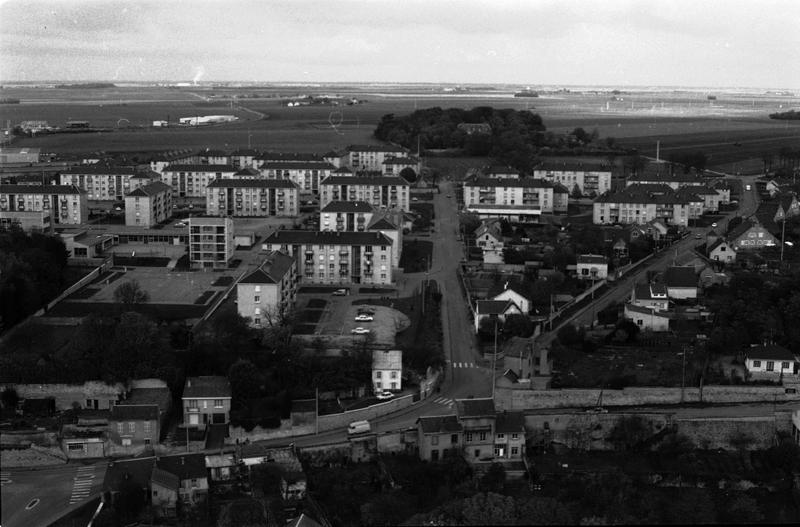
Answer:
[432, 396, 454, 408]
[0, 470, 11, 486]
[69, 465, 96, 505]
[450, 362, 477, 369]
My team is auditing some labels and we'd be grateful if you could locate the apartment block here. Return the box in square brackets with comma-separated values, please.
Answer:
[0, 184, 87, 225]
[533, 160, 612, 197]
[592, 184, 705, 227]
[319, 176, 410, 212]
[237, 251, 298, 328]
[259, 160, 335, 193]
[344, 144, 409, 172]
[60, 165, 159, 201]
[382, 156, 421, 177]
[161, 164, 237, 198]
[463, 176, 567, 221]
[206, 179, 299, 217]
[188, 217, 234, 269]
[262, 230, 394, 285]
[124, 181, 173, 227]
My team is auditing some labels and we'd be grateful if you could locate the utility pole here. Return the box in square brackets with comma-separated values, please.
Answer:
[780, 217, 786, 263]
[492, 317, 498, 400]
[680, 345, 687, 403]
[315, 387, 319, 435]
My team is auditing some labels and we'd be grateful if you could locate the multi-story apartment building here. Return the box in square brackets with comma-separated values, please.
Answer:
[124, 181, 173, 227]
[229, 149, 261, 169]
[0, 184, 87, 224]
[161, 164, 237, 198]
[344, 144, 410, 172]
[592, 184, 704, 227]
[147, 149, 196, 174]
[319, 201, 376, 231]
[236, 251, 297, 328]
[205, 179, 299, 217]
[319, 175, 410, 212]
[259, 161, 335, 193]
[463, 176, 567, 221]
[188, 217, 234, 269]
[382, 156, 421, 177]
[626, 165, 706, 190]
[261, 230, 394, 285]
[0, 209, 51, 232]
[60, 165, 159, 201]
[533, 160, 612, 197]
[182, 376, 232, 429]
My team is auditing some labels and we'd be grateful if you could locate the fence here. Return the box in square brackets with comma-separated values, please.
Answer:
[35, 258, 111, 316]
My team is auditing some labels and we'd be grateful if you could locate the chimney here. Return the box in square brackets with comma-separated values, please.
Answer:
[504, 281, 509, 290]
[187, 379, 191, 387]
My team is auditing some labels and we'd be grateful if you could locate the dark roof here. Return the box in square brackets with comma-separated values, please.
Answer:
[476, 299, 516, 315]
[577, 254, 607, 265]
[125, 387, 171, 410]
[156, 453, 208, 481]
[552, 182, 570, 194]
[746, 345, 796, 361]
[634, 283, 668, 300]
[347, 144, 407, 153]
[0, 184, 85, 195]
[230, 149, 261, 157]
[110, 404, 159, 422]
[534, 160, 610, 172]
[259, 161, 335, 170]
[263, 230, 393, 246]
[367, 216, 398, 230]
[495, 411, 526, 433]
[333, 166, 353, 174]
[257, 152, 323, 162]
[126, 181, 171, 197]
[320, 201, 375, 213]
[464, 176, 554, 189]
[234, 167, 261, 177]
[183, 376, 231, 398]
[207, 178, 298, 189]
[418, 415, 462, 434]
[239, 251, 295, 284]
[151, 467, 180, 490]
[726, 220, 756, 242]
[104, 458, 155, 494]
[502, 336, 533, 359]
[320, 175, 409, 186]
[625, 303, 672, 318]
[456, 397, 495, 418]
[382, 156, 419, 165]
[63, 165, 137, 175]
[163, 164, 236, 172]
[664, 266, 698, 288]
[707, 239, 729, 253]
[287, 513, 324, 527]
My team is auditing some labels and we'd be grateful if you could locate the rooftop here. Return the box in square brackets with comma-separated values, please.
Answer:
[320, 175, 409, 186]
[664, 266, 698, 289]
[0, 184, 85, 195]
[418, 415, 462, 434]
[63, 165, 137, 175]
[495, 411, 526, 433]
[126, 181, 171, 198]
[151, 467, 180, 490]
[156, 453, 208, 481]
[534, 160, 611, 173]
[183, 376, 231, 399]
[577, 254, 608, 265]
[207, 178, 298, 189]
[455, 397, 496, 418]
[263, 229, 392, 246]
[239, 251, 295, 285]
[373, 349, 402, 370]
[163, 164, 236, 172]
[320, 200, 375, 213]
[347, 144, 408, 153]
[476, 299, 516, 315]
[110, 404, 159, 422]
[259, 161, 335, 170]
[746, 344, 796, 361]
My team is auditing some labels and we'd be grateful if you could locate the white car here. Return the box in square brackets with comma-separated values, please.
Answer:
[376, 391, 394, 400]
[711, 222, 717, 227]
[354, 314, 374, 322]
[174, 221, 187, 227]
[351, 327, 370, 335]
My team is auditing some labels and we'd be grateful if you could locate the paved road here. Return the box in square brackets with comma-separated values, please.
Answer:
[1, 461, 107, 527]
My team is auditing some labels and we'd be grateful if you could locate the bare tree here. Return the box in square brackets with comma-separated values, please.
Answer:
[113, 279, 149, 306]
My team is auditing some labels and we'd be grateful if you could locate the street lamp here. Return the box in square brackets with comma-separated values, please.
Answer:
[590, 267, 598, 329]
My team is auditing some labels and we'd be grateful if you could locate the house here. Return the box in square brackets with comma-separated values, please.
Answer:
[664, 266, 698, 300]
[456, 398, 496, 463]
[631, 283, 669, 311]
[745, 345, 799, 381]
[60, 230, 116, 258]
[474, 220, 504, 264]
[417, 415, 463, 461]
[237, 444, 307, 500]
[182, 376, 232, 429]
[501, 337, 551, 389]
[204, 453, 238, 487]
[474, 299, 523, 333]
[125, 386, 172, 435]
[624, 303, 671, 332]
[124, 181, 172, 227]
[237, 251, 297, 328]
[372, 349, 403, 392]
[261, 230, 395, 285]
[205, 179, 300, 217]
[109, 404, 159, 451]
[188, 217, 234, 269]
[151, 467, 180, 518]
[708, 239, 736, 263]
[382, 156, 421, 177]
[155, 453, 209, 505]
[494, 411, 526, 460]
[713, 181, 732, 204]
[727, 220, 779, 251]
[576, 254, 608, 280]
[491, 284, 531, 315]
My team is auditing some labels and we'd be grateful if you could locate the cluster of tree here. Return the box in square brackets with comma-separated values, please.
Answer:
[769, 109, 800, 120]
[374, 106, 547, 172]
[403, 280, 446, 373]
[668, 150, 708, 172]
[0, 227, 69, 330]
[478, 313, 535, 342]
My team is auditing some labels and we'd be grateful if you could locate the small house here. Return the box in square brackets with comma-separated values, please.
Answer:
[151, 467, 179, 519]
[491, 284, 531, 314]
[416, 415, 463, 462]
[745, 345, 798, 380]
[155, 453, 209, 505]
[372, 349, 403, 392]
[576, 254, 608, 281]
[664, 266, 698, 300]
[494, 411, 526, 460]
[707, 239, 736, 264]
[455, 398, 496, 463]
[474, 299, 523, 333]
[182, 376, 232, 430]
[624, 303, 671, 332]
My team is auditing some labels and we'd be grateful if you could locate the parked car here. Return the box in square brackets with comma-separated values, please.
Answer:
[354, 314, 374, 322]
[357, 306, 376, 315]
[376, 391, 394, 400]
[174, 221, 187, 227]
[332, 289, 348, 296]
[351, 327, 370, 335]
[695, 234, 702, 239]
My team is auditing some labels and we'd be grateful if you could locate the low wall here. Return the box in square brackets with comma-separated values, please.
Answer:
[4, 381, 126, 411]
[0, 429, 60, 447]
[675, 412, 793, 450]
[226, 419, 315, 444]
[317, 395, 414, 432]
[525, 412, 672, 451]
[497, 385, 800, 411]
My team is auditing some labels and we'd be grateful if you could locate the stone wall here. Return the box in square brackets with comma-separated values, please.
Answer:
[317, 394, 414, 432]
[5, 381, 126, 410]
[524, 412, 672, 451]
[227, 419, 315, 444]
[675, 411, 793, 451]
[497, 385, 800, 411]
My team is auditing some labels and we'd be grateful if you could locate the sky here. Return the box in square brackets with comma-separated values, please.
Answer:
[1, 0, 799, 89]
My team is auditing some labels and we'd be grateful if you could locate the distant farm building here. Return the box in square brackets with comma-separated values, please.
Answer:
[178, 115, 238, 126]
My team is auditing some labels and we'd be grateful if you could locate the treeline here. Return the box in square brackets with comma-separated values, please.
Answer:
[55, 82, 116, 89]
[0, 227, 69, 330]
[769, 109, 800, 120]
[374, 107, 547, 172]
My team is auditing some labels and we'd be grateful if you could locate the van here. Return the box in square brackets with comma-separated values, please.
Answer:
[347, 420, 371, 435]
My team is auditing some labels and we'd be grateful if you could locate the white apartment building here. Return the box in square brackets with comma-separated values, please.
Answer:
[0, 184, 87, 225]
[60, 165, 159, 201]
[236, 251, 297, 328]
[161, 164, 237, 198]
[124, 181, 173, 227]
[319, 176, 410, 212]
[533, 160, 612, 197]
[344, 144, 409, 172]
[593, 185, 704, 228]
[188, 217, 234, 269]
[259, 161, 335, 193]
[382, 156, 421, 177]
[463, 177, 567, 220]
[319, 201, 376, 232]
[261, 230, 394, 285]
[206, 179, 299, 217]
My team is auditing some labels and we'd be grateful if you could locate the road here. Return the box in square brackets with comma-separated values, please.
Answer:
[1, 461, 107, 527]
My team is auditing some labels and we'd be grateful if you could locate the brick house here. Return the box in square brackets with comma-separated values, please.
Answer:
[109, 404, 159, 450]
[182, 376, 232, 430]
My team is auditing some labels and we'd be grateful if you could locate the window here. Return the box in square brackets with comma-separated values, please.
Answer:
[122, 438, 131, 446]
[451, 434, 459, 444]
[767, 361, 775, 372]
[511, 446, 519, 456]
[189, 400, 198, 408]
[753, 360, 761, 368]
[143, 421, 151, 434]
[117, 422, 124, 433]
[511, 433, 519, 440]
[497, 433, 505, 440]
[465, 432, 473, 442]
[376, 371, 382, 378]
[431, 436, 439, 446]
[144, 438, 151, 446]
[254, 317, 261, 326]
[214, 399, 223, 408]
[128, 422, 135, 433]
[390, 371, 397, 379]
[474, 449, 480, 458]
[782, 362, 790, 370]
[376, 381, 382, 389]
[254, 296, 260, 303]
[479, 432, 487, 441]
[68, 443, 84, 451]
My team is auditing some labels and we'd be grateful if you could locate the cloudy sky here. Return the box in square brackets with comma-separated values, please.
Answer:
[1, 0, 798, 88]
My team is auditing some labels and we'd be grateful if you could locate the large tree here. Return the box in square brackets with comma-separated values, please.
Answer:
[113, 279, 150, 306]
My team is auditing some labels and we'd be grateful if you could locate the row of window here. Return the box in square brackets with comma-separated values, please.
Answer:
[116, 421, 152, 434]
[187, 399, 225, 409]
[375, 371, 398, 379]
[751, 360, 791, 371]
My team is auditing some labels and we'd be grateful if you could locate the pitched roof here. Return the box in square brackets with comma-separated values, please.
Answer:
[625, 303, 672, 318]
[207, 178, 298, 189]
[382, 156, 419, 165]
[476, 299, 516, 315]
[259, 161, 335, 170]
[239, 251, 295, 285]
[418, 415, 462, 434]
[163, 164, 236, 172]
[63, 165, 137, 175]
[346, 144, 408, 153]
[234, 167, 261, 177]
[534, 160, 611, 173]
[263, 230, 393, 246]
[746, 345, 796, 361]
[464, 176, 555, 189]
[634, 283, 668, 300]
[125, 387, 171, 410]
[151, 467, 180, 490]
[126, 181, 171, 197]
[156, 453, 208, 481]
[320, 200, 374, 213]
[456, 397, 496, 418]
[495, 411, 526, 433]
[373, 349, 402, 370]
[367, 216, 399, 230]
[0, 184, 85, 195]
[664, 266, 697, 288]
[287, 513, 324, 527]
[707, 239, 729, 253]
[110, 404, 159, 422]
[257, 152, 323, 162]
[183, 376, 231, 399]
[475, 219, 502, 239]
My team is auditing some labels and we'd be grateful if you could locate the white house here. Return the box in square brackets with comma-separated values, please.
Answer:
[492, 285, 531, 315]
[475, 220, 504, 264]
[236, 251, 297, 328]
[707, 239, 736, 264]
[631, 283, 670, 311]
[372, 349, 402, 392]
[664, 266, 698, 300]
[624, 303, 671, 332]
[745, 345, 798, 381]
[474, 300, 522, 333]
[576, 254, 608, 281]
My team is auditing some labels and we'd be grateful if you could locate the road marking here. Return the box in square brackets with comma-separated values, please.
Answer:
[70, 466, 97, 504]
[1, 470, 12, 485]
[433, 396, 454, 407]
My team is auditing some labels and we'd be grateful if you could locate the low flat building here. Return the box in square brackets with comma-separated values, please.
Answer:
[124, 181, 173, 227]
[206, 179, 299, 217]
[237, 251, 297, 328]
[60, 229, 116, 258]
